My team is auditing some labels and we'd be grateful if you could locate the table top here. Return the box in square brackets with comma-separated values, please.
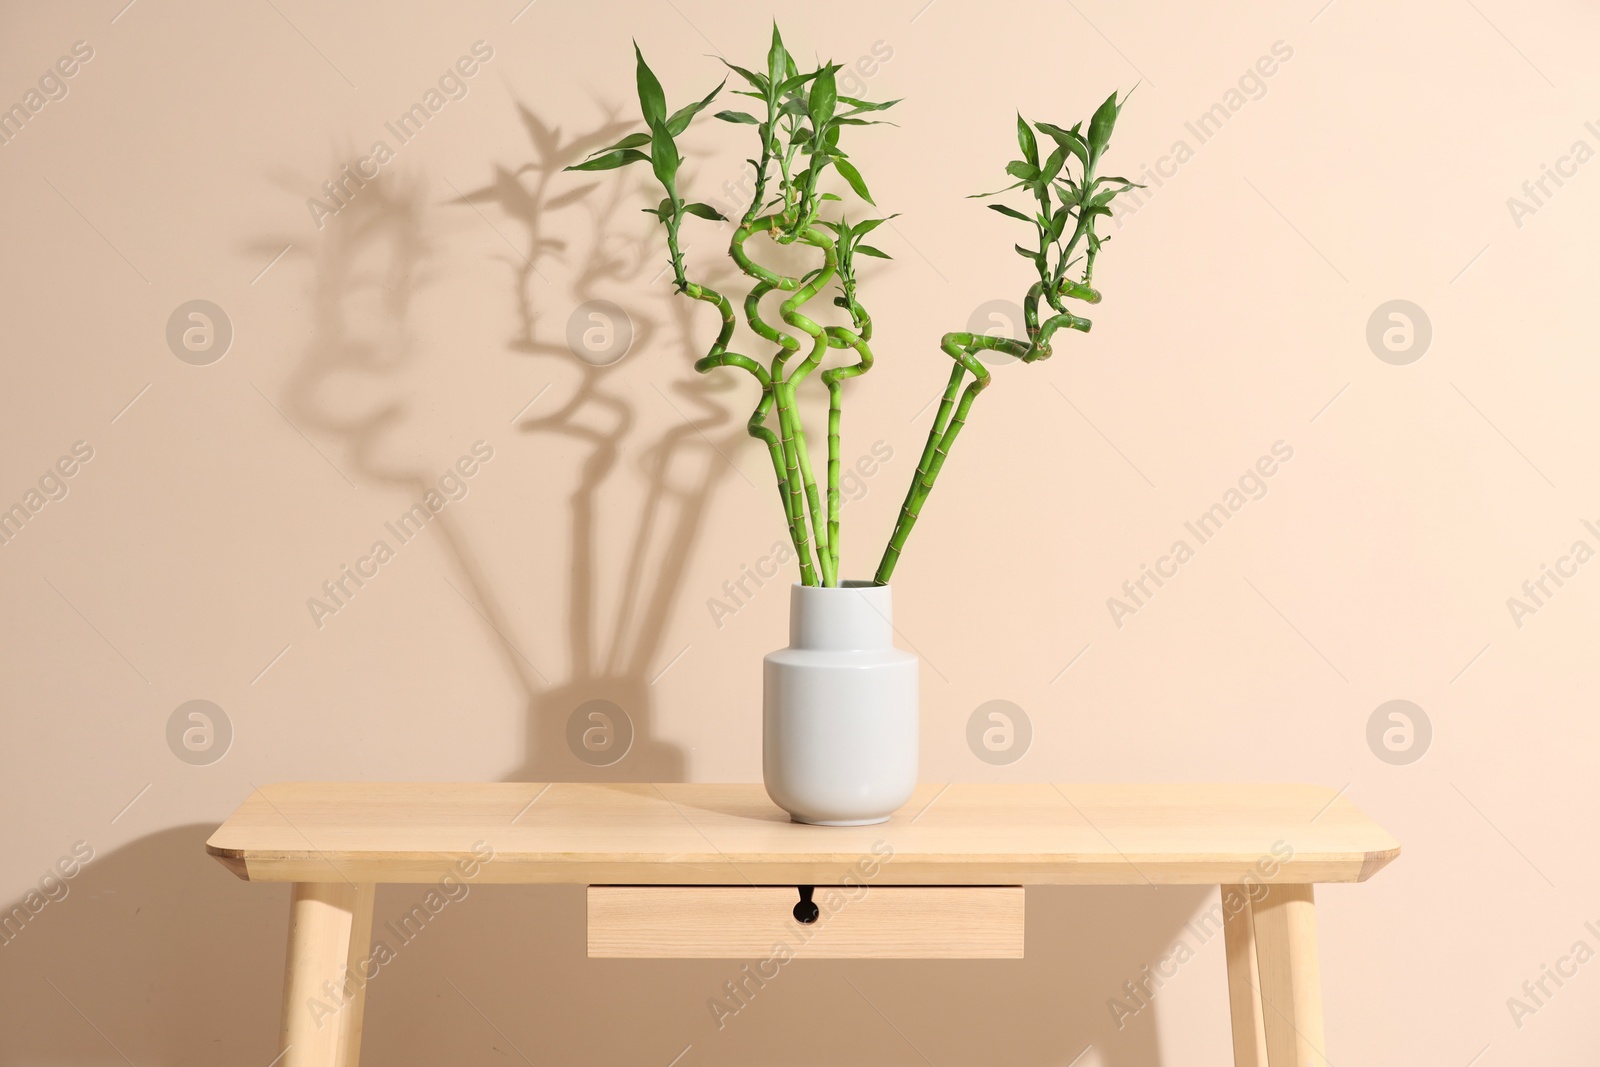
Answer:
[206, 782, 1399, 886]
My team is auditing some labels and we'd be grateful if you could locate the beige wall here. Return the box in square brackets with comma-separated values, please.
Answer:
[2, 0, 1597, 1062]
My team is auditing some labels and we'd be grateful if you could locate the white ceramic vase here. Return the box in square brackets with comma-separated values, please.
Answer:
[763, 581, 919, 825]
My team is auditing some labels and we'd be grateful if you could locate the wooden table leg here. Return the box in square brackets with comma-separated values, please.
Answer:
[278, 882, 376, 1067]
[1222, 885, 1269, 1067]
[1225, 883, 1328, 1066]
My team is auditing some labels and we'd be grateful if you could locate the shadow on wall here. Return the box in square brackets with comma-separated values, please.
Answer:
[0, 98, 1219, 1066]
[281, 99, 746, 784]
[0, 825, 290, 1063]
[446, 101, 757, 784]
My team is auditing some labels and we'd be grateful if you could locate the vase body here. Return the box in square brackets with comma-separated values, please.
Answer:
[763, 581, 919, 825]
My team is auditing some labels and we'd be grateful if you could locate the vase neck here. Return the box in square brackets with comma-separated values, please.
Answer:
[789, 582, 894, 651]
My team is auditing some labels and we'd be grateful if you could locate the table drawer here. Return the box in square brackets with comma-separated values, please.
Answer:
[586, 885, 1024, 959]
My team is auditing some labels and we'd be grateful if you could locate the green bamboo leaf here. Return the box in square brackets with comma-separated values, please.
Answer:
[853, 213, 897, 234]
[564, 148, 650, 172]
[1035, 121, 1088, 167]
[833, 157, 874, 205]
[767, 23, 788, 93]
[666, 78, 726, 136]
[819, 192, 843, 201]
[839, 96, 901, 112]
[634, 43, 667, 126]
[1087, 90, 1121, 154]
[807, 64, 838, 131]
[1005, 160, 1041, 182]
[987, 203, 1032, 222]
[721, 61, 768, 93]
[854, 244, 891, 259]
[1048, 209, 1070, 241]
[1057, 136, 1089, 169]
[1033, 121, 1078, 140]
[966, 180, 1027, 198]
[589, 131, 650, 155]
[776, 71, 817, 97]
[682, 202, 727, 220]
[1014, 243, 1038, 258]
[1017, 114, 1038, 167]
[1041, 145, 1066, 184]
[715, 110, 761, 124]
[649, 119, 678, 189]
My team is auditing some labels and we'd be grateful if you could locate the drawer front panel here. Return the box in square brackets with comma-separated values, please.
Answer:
[587, 885, 1023, 959]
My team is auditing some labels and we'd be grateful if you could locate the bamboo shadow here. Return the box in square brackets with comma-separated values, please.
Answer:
[260, 99, 751, 784]
[272, 164, 563, 751]
[450, 101, 753, 783]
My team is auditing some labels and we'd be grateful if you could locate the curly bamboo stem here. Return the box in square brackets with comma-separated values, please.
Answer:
[776, 226, 840, 585]
[731, 218, 831, 583]
[822, 310, 873, 580]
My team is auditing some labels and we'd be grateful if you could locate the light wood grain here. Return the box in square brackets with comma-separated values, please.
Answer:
[1252, 883, 1327, 1066]
[205, 782, 1399, 886]
[586, 885, 1023, 958]
[1221, 885, 1269, 1067]
[279, 882, 374, 1067]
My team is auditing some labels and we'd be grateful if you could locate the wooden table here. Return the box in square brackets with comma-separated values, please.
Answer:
[208, 782, 1399, 1067]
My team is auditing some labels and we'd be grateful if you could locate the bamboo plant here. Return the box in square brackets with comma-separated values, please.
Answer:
[568, 26, 1138, 588]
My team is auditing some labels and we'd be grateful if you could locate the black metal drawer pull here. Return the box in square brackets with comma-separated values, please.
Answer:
[793, 885, 819, 924]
